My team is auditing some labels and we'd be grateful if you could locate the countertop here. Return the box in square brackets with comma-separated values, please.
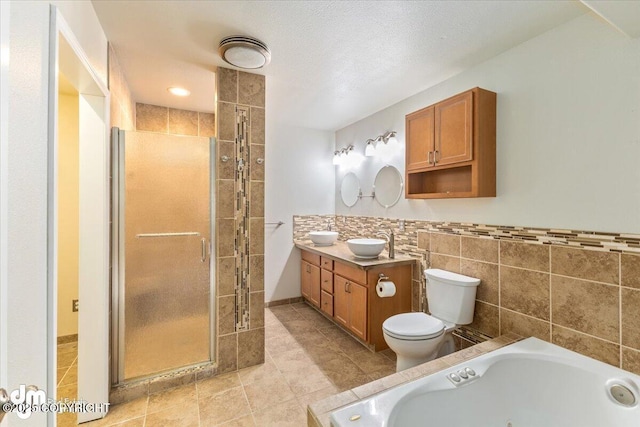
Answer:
[294, 240, 417, 270]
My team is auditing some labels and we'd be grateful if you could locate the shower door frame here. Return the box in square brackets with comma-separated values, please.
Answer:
[111, 129, 217, 385]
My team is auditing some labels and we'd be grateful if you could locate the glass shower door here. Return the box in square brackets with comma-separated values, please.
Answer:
[120, 131, 212, 381]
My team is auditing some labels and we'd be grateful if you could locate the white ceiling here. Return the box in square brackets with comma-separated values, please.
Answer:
[92, 1, 588, 131]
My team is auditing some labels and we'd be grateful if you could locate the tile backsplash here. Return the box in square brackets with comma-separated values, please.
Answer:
[293, 215, 640, 375]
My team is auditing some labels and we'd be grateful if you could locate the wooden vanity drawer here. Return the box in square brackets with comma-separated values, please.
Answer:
[301, 250, 320, 266]
[334, 261, 367, 285]
[321, 269, 333, 293]
[321, 290, 333, 317]
[320, 256, 334, 270]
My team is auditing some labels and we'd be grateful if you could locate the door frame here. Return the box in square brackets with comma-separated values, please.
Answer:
[0, 0, 10, 404]
[48, 6, 110, 424]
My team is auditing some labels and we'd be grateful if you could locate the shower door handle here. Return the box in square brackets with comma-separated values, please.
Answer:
[201, 238, 207, 262]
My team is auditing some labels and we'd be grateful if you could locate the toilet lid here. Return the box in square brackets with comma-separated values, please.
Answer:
[383, 312, 445, 340]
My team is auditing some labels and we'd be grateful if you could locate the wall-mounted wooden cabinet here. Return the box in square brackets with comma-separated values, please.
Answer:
[405, 87, 496, 199]
[299, 249, 412, 351]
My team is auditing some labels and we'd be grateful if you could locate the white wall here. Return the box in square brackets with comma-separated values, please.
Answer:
[335, 13, 640, 234]
[265, 121, 334, 302]
[5, 2, 107, 423]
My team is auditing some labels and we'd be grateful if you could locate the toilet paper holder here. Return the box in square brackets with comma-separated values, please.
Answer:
[377, 273, 389, 284]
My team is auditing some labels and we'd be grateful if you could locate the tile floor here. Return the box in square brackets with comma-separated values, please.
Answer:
[61, 302, 396, 426]
[57, 341, 79, 427]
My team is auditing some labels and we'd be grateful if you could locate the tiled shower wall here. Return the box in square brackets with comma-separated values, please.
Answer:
[135, 103, 215, 137]
[293, 215, 640, 375]
[216, 67, 266, 372]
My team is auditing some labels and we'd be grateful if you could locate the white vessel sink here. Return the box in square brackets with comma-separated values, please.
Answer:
[347, 238, 387, 259]
[309, 231, 339, 246]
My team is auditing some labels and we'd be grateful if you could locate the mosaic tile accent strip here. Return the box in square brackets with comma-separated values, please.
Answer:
[235, 106, 251, 330]
[293, 215, 640, 254]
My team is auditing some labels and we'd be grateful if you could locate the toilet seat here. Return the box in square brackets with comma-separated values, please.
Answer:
[383, 313, 445, 341]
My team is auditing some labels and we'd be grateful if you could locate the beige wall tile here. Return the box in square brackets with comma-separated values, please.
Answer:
[460, 259, 498, 305]
[136, 103, 168, 133]
[430, 233, 460, 256]
[552, 275, 619, 342]
[251, 144, 265, 181]
[250, 291, 265, 329]
[217, 67, 238, 104]
[429, 253, 460, 273]
[622, 288, 640, 350]
[250, 255, 264, 292]
[551, 246, 619, 285]
[217, 219, 235, 257]
[217, 102, 236, 141]
[238, 71, 265, 107]
[468, 301, 499, 337]
[218, 296, 236, 335]
[250, 181, 264, 218]
[218, 141, 235, 180]
[250, 107, 265, 145]
[218, 257, 235, 297]
[249, 218, 264, 255]
[500, 309, 550, 341]
[417, 231, 430, 250]
[500, 266, 550, 320]
[168, 108, 198, 136]
[198, 112, 216, 137]
[500, 240, 549, 272]
[461, 236, 498, 263]
[216, 180, 235, 219]
[622, 347, 640, 375]
[552, 325, 619, 367]
[238, 328, 265, 369]
[217, 334, 238, 374]
[621, 254, 640, 289]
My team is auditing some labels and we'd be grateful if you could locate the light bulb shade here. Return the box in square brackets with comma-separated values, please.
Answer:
[365, 142, 376, 157]
[387, 135, 399, 147]
[332, 152, 341, 165]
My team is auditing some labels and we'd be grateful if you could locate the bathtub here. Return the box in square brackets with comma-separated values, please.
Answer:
[330, 338, 640, 426]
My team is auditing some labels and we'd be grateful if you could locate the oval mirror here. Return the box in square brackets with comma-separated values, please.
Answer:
[374, 166, 403, 208]
[340, 173, 360, 207]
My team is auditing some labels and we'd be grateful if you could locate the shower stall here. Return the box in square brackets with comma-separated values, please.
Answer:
[111, 129, 215, 383]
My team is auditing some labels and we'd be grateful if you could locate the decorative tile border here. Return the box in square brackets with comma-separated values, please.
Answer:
[293, 215, 640, 254]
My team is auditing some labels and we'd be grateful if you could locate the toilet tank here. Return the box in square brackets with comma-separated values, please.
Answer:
[425, 269, 480, 325]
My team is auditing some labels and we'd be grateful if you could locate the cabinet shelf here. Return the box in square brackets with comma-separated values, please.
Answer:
[405, 87, 496, 199]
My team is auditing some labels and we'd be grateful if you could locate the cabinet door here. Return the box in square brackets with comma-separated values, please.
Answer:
[333, 275, 349, 328]
[301, 260, 320, 307]
[349, 282, 368, 341]
[301, 260, 312, 301]
[435, 91, 473, 166]
[406, 106, 435, 171]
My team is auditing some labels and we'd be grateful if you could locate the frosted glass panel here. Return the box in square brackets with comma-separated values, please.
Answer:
[123, 132, 211, 380]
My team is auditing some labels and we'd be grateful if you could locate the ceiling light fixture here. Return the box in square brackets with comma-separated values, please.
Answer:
[167, 86, 191, 97]
[219, 35, 271, 69]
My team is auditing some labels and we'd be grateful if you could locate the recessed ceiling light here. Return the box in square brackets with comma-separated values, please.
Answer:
[219, 35, 271, 69]
[167, 87, 190, 97]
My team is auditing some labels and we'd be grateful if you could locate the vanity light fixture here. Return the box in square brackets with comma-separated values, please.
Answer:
[332, 150, 342, 165]
[333, 145, 360, 167]
[364, 131, 399, 157]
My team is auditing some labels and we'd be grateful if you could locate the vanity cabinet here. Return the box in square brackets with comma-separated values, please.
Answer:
[405, 87, 496, 199]
[299, 247, 413, 351]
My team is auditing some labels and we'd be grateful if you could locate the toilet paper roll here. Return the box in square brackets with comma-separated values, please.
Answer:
[376, 280, 396, 298]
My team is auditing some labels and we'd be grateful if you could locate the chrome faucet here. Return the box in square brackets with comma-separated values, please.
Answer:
[327, 218, 333, 231]
[377, 229, 395, 259]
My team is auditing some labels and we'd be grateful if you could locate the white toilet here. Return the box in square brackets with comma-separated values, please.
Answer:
[383, 268, 481, 372]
